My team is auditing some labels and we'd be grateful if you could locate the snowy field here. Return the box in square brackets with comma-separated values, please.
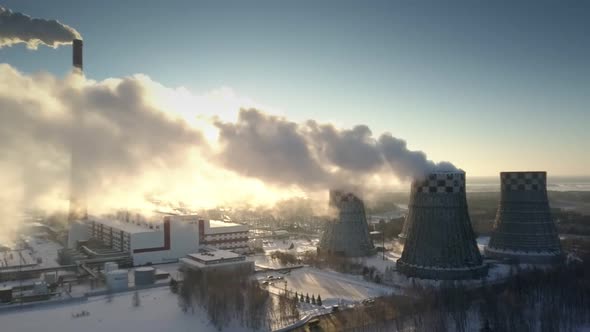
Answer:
[270, 267, 394, 303]
[0, 287, 251, 332]
[261, 237, 319, 254]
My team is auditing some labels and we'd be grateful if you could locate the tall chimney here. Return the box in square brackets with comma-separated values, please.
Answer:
[67, 38, 87, 247]
[73, 39, 83, 71]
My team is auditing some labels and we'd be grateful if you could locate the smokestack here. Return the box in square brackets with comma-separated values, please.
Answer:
[318, 191, 375, 257]
[73, 39, 83, 71]
[485, 172, 562, 263]
[397, 172, 487, 280]
[67, 38, 87, 247]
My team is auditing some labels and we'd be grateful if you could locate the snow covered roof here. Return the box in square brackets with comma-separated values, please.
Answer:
[205, 220, 248, 234]
[90, 218, 157, 234]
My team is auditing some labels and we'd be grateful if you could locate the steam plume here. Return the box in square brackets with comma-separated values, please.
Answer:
[214, 109, 458, 190]
[0, 64, 457, 242]
[0, 6, 81, 49]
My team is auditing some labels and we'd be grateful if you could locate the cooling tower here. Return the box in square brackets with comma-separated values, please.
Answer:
[318, 190, 375, 257]
[397, 172, 487, 280]
[485, 172, 562, 263]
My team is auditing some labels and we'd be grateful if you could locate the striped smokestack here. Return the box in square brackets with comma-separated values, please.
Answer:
[73, 39, 83, 71]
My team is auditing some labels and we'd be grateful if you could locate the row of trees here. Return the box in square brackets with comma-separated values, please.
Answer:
[293, 291, 322, 306]
[309, 257, 590, 331]
[174, 267, 300, 331]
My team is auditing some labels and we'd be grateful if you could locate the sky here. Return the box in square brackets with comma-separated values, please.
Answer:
[1, 0, 589, 176]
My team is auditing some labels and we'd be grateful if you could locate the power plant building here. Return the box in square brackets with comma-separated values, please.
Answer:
[180, 247, 254, 274]
[198, 219, 249, 252]
[318, 190, 375, 257]
[68, 214, 249, 266]
[397, 172, 487, 280]
[485, 171, 562, 263]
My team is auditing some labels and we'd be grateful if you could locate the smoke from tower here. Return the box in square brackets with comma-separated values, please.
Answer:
[0, 6, 82, 49]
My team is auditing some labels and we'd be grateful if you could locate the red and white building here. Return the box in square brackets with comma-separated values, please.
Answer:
[69, 214, 249, 266]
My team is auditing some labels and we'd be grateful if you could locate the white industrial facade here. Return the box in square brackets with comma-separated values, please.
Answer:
[198, 219, 249, 252]
[68, 215, 249, 266]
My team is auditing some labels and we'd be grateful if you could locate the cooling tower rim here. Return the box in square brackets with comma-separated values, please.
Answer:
[485, 246, 560, 256]
[396, 260, 489, 280]
[500, 171, 547, 174]
[397, 261, 487, 271]
[485, 246, 563, 264]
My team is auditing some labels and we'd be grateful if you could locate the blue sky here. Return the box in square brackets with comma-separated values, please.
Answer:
[1, 0, 589, 176]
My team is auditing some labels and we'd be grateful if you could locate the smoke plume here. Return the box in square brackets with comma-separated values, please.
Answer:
[214, 108, 458, 191]
[0, 6, 81, 49]
[0, 63, 457, 242]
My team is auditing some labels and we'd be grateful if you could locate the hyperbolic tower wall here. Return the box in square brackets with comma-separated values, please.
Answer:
[318, 190, 375, 257]
[397, 172, 487, 280]
[485, 171, 562, 263]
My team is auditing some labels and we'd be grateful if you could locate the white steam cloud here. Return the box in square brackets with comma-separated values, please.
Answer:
[214, 109, 457, 191]
[0, 63, 457, 243]
[0, 6, 81, 49]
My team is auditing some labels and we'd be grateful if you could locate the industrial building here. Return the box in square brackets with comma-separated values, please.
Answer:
[180, 247, 254, 274]
[485, 171, 562, 263]
[318, 190, 375, 257]
[198, 219, 249, 252]
[397, 172, 488, 280]
[67, 214, 249, 266]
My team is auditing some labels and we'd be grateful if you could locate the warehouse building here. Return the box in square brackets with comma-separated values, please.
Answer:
[180, 247, 254, 274]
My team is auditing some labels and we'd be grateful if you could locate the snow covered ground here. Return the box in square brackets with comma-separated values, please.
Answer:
[270, 267, 394, 303]
[262, 237, 318, 254]
[0, 287, 252, 332]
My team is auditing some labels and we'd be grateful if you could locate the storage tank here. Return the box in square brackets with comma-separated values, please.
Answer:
[104, 262, 118, 273]
[397, 171, 488, 280]
[106, 269, 128, 291]
[134, 267, 155, 286]
[486, 171, 562, 263]
[33, 281, 48, 295]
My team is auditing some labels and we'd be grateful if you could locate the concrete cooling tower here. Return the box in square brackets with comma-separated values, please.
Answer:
[485, 171, 562, 263]
[397, 172, 487, 280]
[318, 190, 376, 257]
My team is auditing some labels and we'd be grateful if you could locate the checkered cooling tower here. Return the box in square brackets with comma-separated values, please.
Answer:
[486, 172, 562, 263]
[399, 172, 465, 239]
[318, 191, 375, 257]
[397, 171, 488, 280]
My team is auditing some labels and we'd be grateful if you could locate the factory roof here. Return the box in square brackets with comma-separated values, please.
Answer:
[205, 220, 248, 234]
[184, 248, 246, 266]
[91, 218, 157, 234]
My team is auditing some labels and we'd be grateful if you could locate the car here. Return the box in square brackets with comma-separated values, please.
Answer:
[331, 305, 339, 312]
[267, 275, 274, 280]
[275, 276, 284, 280]
[262, 281, 269, 286]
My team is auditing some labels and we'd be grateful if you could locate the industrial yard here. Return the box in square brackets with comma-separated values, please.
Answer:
[2, 2, 590, 331]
